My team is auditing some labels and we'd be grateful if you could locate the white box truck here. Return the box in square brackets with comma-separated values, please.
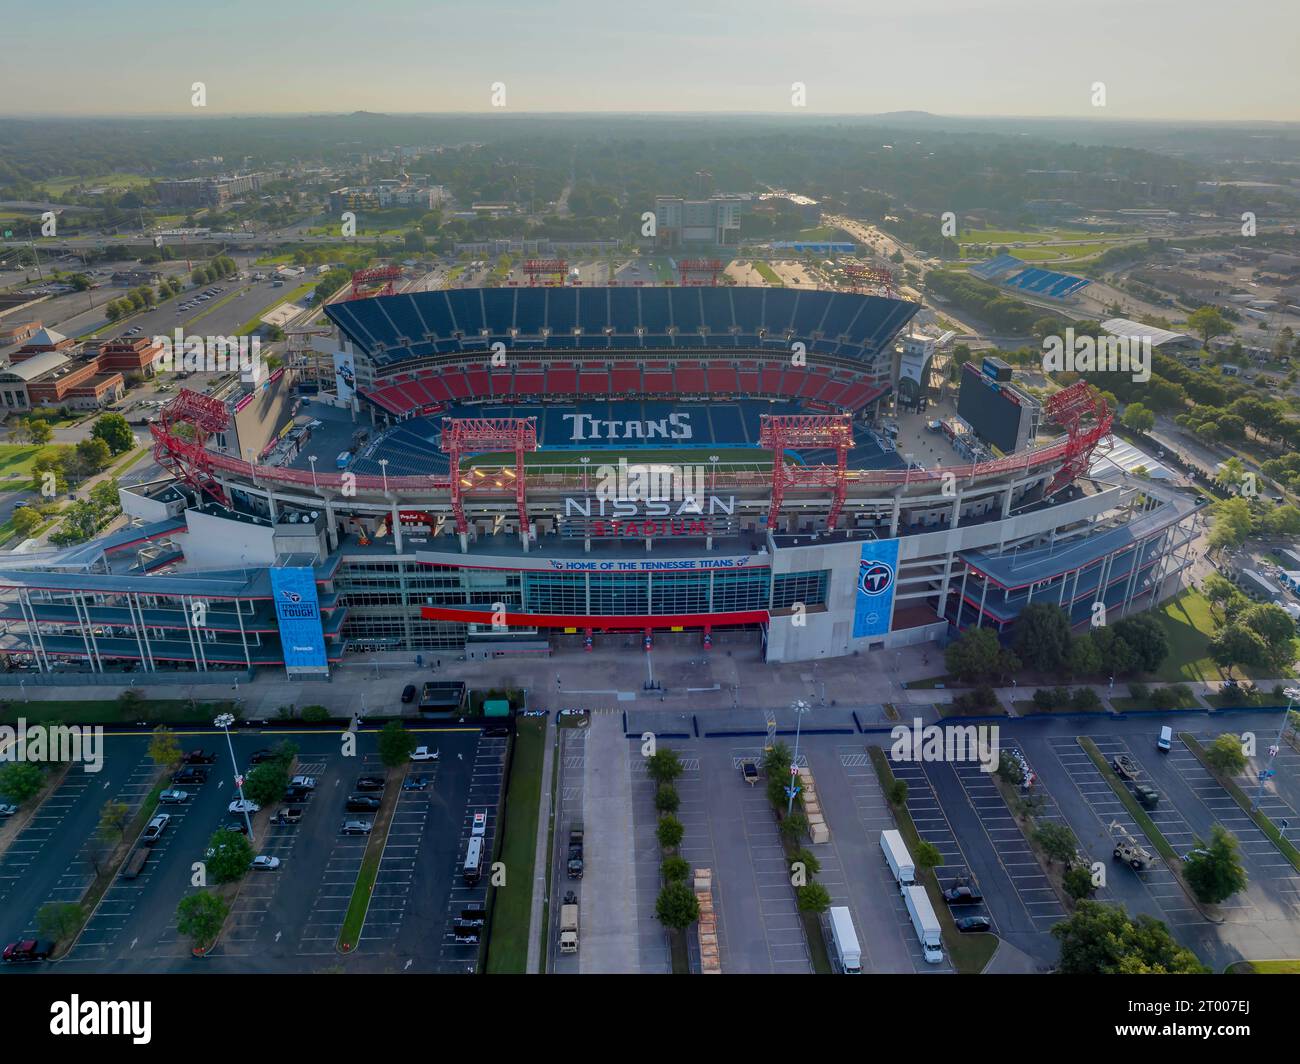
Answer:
[828, 906, 862, 974]
[903, 884, 943, 964]
[880, 829, 915, 885]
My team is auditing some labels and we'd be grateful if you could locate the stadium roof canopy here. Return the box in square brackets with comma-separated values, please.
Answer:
[1089, 435, 1175, 481]
[1101, 318, 1194, 348]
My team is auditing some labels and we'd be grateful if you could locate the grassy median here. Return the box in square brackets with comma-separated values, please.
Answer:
[337, 765, 403, 952]
[485, 717, 545, 974]
[1077, 737, 1178, 862]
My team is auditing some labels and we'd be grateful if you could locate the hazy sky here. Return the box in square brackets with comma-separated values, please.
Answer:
[5, 0, 1297, 121]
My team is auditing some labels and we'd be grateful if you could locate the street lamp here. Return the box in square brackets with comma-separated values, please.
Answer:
[580, 455, 590, 493]
[786, 699, 811, 816]
[1253, 685, 1300, 812]
[379, 458, 389, 495]
[709, 455, 719, 491]
[308, 455, 318, 490]
[214, 712, 255, 839]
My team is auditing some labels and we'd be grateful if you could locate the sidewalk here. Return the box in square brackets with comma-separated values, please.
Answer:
[525, 714, 556, 974]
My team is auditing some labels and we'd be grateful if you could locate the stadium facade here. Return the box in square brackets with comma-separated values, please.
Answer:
[0, 285, 1202, 682]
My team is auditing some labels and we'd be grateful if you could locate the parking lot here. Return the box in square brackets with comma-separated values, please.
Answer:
[1, 726, 506, 974]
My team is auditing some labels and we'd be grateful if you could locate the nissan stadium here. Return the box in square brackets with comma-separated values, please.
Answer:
[0, 278, 1203, 680]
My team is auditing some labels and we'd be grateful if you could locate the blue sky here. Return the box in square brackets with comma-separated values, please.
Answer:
[5, 0, 1296, 120]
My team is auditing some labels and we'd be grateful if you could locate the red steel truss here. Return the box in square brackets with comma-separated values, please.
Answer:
[843, 264, 896, 298]
[678, 259, 723, 286]
[350, 265, 402, 300]
[1043, 380, 1113, 495]
[759, 413, 855, 530]
[523, 259, 568, 286]
[149, 389, 232, 506]
[440, 417, 538, 534]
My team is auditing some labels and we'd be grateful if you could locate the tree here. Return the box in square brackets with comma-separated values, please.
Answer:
[0, 761, 46, 804]
[779, 811, 809, 842]
[1013, 603, 1074, 674]
[176, 891, 230, 950]
[1052, 900, 1206, 973]
[300, 705, 330, 722]
[654, 783, 680, 814]
[1064, 631, 1102, 678]
[796, 881, 832, 914]
[1209, 623, 1268, 678]
[1063, 865, 1097, 901]
[945, 625, 1019, 683]
[790, 847, 822, 878]
[89, 478, 121, 515]
[97, 799, 130, 842]
[1238, 603, 1298, 673]
[1121, 402, 1155, 433]
[655, 815, 684, 850]
[913, 839, 942, 875]
[661, 856, 689, 883]
[1183, 824, 1248, 904]
[887, 779, 909, 806]
[1204, 733, 1247, 776]
[26, 418, 53, 446]
[654, 881, 699, 929]
[1208, 496, 1253, 550]
[1188, 305, 1230, 346]
[72, 437, 112, 478]
[12, 506, 42, 539]
[148, 726, 182, 769]
[377, 720, 416, 767]
[1111, 614, 1169, 674]
[117, 688, 145, 720]
[204, 829, 255, 884]
[646, 748, 684, 785]
[1203, 573, 1247, 622]
[243, 761, 290, 807]
[36, 901, 84, 943]
[91, 412, 134, 455]
[1034, 821, 1079, 865]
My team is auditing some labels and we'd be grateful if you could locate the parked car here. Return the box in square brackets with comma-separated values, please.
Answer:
[1133, 784, 1161, 809]
[401, 684, 417, 704]
[1111, 754, 1141, 781]
[341, 820, 372, 835]
[289, 775, 316, 790]
[248, 749, 275, 765]
[942, 884, 983, 905]
[228, 799, 260, 815]
[183, 749, 217, 765]
[345, 795, 380, 812]
[354, 776, 385, 792]
[283, 786, 312, 802]
[250, 855, 281, 870]
[0, 804, 17, 818]
[172, 766, 207, 784]
[954, 915, 992, 933]
[2, 939, 53, 963]
[402, 776, 430, 791]
[274, 807, 304, 825]
[410, 746, 439, 762]
[157, 789, 190, 804]
[142, 813, 170, 844]
[471, 811, 487, 837]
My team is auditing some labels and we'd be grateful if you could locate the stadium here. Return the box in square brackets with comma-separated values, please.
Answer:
[0, 273, 1204, 681]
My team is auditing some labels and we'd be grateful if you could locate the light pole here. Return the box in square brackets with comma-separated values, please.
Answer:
[580, 455, 590, 493]
[379, 458, 389, 495]
[215, 712, 254, 839]
[709, 454, 719, 491]
[308, 455, 318, 490]
[786, 699, 811, 816]
[1253, 685, 1300, 812]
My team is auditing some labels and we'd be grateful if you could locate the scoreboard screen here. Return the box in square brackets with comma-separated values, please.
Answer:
[956, 362, 1024, 454]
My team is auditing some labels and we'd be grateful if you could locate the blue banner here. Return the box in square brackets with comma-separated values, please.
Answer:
[270, 567, 328, 673]
[852, 538, 899, 639]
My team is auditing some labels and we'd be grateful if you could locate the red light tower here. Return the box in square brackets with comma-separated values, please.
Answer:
[440, 417, 538, 535]
[349, 265, 401, 299]
[149, 388, 232, 506]
[678, 259, 723, 286]
[758, 414, 855, 531]
[1043, 381, 1112, 495]
[523, 259, 568, 287]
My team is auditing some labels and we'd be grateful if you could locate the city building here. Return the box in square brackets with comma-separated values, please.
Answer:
[154, 173, 264, 209]
[653, 195, 743, 247]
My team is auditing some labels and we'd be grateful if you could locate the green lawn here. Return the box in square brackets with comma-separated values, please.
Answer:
[1226, 959, 1300, 974]
[462, 447, 773, 472]
[0, 699, 236, 727]
[486, 717, 546, 974]
[0, 444, 48, 481]
[1151, 588, 1293, 683]
[236, 282, 317, 336]
[752, 261, 784, 286]
[37, 172, 152, 195]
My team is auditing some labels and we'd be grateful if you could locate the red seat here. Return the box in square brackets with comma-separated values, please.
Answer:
[548, 365, 577, 392]
[676, 363, 706, 392]
[707, 365, 738, 393]
[611, 364, 641, 392]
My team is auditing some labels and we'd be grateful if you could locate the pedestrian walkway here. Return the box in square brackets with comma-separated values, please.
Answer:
[525, 715, 556, 974]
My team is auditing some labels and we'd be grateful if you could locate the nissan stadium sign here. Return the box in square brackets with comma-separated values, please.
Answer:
[560, 494, 737, 538]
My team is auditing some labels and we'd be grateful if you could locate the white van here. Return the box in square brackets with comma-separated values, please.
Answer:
[1157, 726, 1172, 753]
